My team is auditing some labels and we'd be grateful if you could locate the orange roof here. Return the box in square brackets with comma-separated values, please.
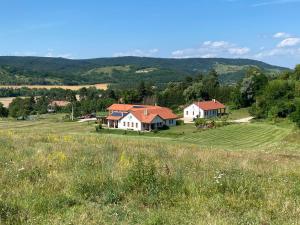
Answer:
[107, 104, 134, 111]
[131, 107, 177, 123]
[131, 111, 161, 123]
[107, 104, 178, 123]
[195, 100, 225, 111]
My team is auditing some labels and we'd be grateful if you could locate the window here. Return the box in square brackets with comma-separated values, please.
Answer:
[132, 122, 134, 127]
[127, 122, 130, 127]
[193, 111, 194, 115]
[136, 123, 138, 128]
[186, 111, 188, 115]
[123, 122, 125, 126]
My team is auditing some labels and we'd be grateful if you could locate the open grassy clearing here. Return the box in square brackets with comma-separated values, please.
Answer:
[1, 116, 300, 224]
[84, 65, 131, 75]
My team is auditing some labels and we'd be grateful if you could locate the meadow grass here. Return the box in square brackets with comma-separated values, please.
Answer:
[1, 115, 300, 224]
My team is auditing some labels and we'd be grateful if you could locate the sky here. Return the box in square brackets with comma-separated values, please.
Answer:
[0, 0, 299, 68]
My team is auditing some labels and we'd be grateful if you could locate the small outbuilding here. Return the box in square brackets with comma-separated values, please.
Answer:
[183, 99, 226, 122]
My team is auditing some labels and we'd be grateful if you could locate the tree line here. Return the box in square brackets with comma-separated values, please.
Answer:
[1, 66, 300, 127]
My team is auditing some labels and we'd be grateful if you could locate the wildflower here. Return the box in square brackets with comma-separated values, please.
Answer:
[18, 167, 25, 171]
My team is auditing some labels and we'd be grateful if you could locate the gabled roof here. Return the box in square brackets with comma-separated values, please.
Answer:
[130, 107, 177, 123]
[107, 104, 178, 123]
[130, 111, 162, 123]
[194, 100, 225, 110]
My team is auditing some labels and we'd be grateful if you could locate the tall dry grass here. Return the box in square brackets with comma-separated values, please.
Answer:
[1, 128, 300, 224]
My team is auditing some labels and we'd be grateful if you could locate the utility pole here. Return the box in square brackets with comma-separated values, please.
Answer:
[71, 103, 74, 121]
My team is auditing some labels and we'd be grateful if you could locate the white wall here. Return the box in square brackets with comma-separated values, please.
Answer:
[184, 104, 204, 120]
[119, 113, 143, 131]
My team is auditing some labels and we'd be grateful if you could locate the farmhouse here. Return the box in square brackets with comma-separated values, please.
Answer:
[184, 99, 226, 121]
[106, 104, 177, 131]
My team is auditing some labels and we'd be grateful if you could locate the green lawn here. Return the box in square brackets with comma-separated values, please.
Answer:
[227, 107, 251, 120]
[1, 114, 297, 151]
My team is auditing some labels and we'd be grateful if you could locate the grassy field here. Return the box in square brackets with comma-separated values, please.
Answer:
[0, 83, 108, 90]
[1, 115, 300, 224]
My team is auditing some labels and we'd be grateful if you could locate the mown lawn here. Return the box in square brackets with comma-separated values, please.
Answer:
[227, 107, 251, 120]
[1, 115, 300, 224]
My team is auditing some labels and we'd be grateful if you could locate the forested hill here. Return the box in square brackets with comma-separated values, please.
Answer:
[0, 56, 288, 86]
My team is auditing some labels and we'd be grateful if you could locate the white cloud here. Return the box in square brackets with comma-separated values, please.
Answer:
[113, 48, 159, 57]
[273, 32, 291, 39]
[254, 47, 300, 59]
[277, 37, 300, 48]
[171, 41, 250, 58]
[228, 47, 250, 55]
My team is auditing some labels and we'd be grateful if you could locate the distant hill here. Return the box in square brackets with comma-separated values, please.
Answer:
[0, 56, 288, 87]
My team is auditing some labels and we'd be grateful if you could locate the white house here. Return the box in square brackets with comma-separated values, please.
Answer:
[184, 99, 226, 122]
[106, 104, 177, 131]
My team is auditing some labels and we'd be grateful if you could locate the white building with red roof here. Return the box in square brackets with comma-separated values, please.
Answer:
[106, 104, 178, 131]
[184, 99, 226, 122]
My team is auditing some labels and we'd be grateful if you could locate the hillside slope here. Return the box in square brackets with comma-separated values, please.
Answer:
[0, 56, 288, 86]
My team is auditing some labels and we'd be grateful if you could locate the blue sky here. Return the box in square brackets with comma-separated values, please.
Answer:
[0, 0, 299, 68]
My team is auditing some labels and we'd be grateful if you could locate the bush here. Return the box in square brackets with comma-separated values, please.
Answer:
[176, 120, 184, 126]
[291, 101, 300, 128]
[194, 118, 207, 128]
[159, 125, 169, 130]
[0, 103, 8, 117]
[95, 124, 103, 132]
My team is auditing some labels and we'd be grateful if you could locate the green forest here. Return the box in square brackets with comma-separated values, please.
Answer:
[0, 56, 287, 86]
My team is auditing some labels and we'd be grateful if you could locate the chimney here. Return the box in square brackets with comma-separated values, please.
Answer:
[212, 99, 216, 103]
[144, 109, 148, 116]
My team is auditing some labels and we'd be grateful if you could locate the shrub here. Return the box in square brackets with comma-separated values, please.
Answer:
[194, 118, 207, 128]
[0, 103, 8, 117]
[176, 120, 184, 126]
[291, 101, 300, 128]
[95, 124, 102, 132]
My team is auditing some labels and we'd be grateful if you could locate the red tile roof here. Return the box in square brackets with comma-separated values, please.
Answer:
[195, 100, 225, 110]
[131, 111, 161, 123]
[107, 104, 134, 111]
[106, 104, 178, 123]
